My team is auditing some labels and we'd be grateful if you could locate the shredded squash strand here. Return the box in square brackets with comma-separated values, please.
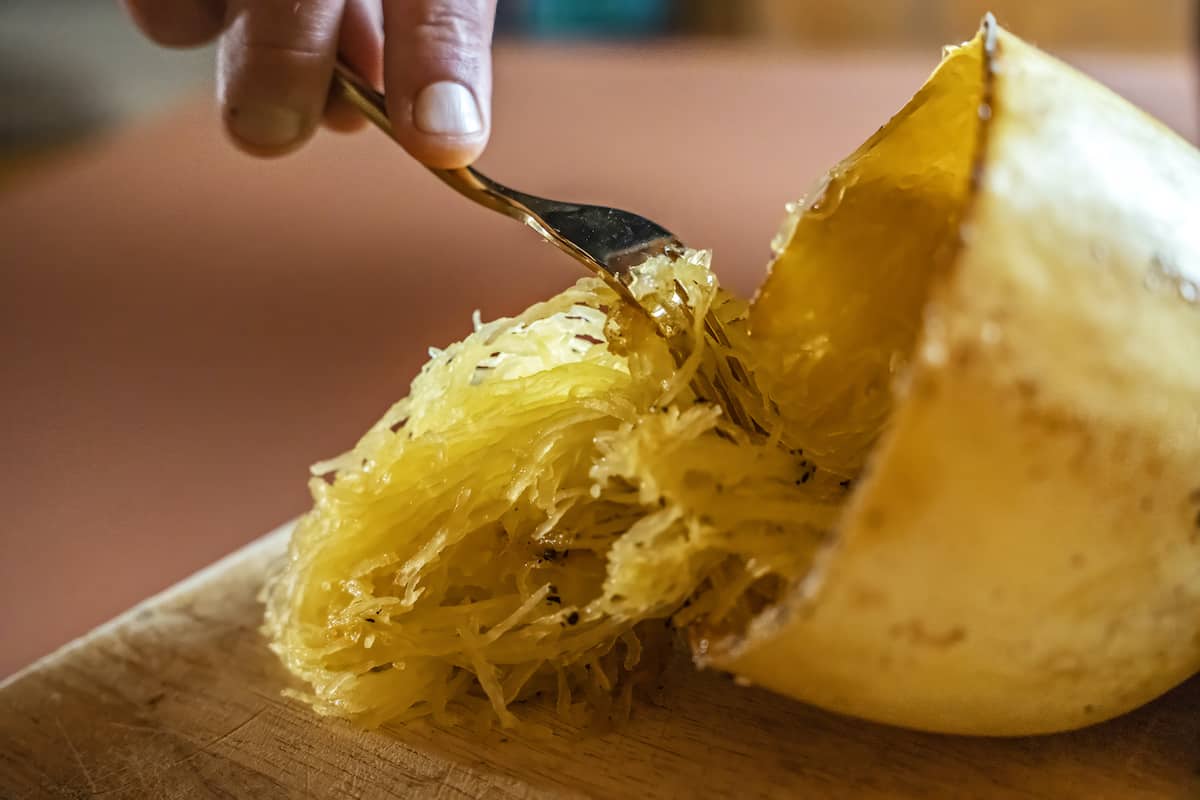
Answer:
[264, 251, 855, 728]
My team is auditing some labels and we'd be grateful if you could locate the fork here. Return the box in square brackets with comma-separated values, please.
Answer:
[331, 61, 754, 430]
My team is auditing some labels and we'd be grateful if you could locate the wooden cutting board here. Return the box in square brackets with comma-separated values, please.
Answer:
[2, 521, 1198, 799]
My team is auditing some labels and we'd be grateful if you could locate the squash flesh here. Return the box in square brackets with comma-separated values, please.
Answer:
[263, 252, 844, 727]
[266, 20, 1200, 735]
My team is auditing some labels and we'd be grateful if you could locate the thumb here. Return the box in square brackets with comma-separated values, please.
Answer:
[382, 0, 496, 169]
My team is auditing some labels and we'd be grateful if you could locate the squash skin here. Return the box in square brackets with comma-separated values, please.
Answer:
[716, 22, 1200, 735]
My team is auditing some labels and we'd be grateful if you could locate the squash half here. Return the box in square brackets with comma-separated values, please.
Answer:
[723, 17, 1200, 734]
[265, 18, 1200, 736]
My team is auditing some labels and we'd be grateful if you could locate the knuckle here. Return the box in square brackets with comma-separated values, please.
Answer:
[412, 2, 487, 50]
[232, 0, 341, 62]
[241, 39, 327, 63]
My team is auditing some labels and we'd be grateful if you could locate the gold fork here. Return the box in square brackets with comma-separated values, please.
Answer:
[331, 61, 754, 430]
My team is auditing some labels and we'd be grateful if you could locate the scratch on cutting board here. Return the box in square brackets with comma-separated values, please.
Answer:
[105, 719, 198, 749]
[93, 708, 269, 797]
[106, 720, 193, 739]
[167, 708, 266, 769]
[56, 716, 98, 794]
[92, 750, 166, 798]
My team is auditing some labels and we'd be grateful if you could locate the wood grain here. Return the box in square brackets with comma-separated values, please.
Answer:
[2, 522, 1198, 799]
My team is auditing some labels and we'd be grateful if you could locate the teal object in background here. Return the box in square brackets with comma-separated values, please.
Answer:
[496, 0, 674, 40]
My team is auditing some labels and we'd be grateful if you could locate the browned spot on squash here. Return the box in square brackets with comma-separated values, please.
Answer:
[1014, 378, 1039, 400]
[849, 585, 888, 610]
[1044, 652, 1086, 679]
[911, 374, 939, 400]
[1069, 433, 1096, 473]
[1111, 430, 1133, 463]
[1026, 462, 1050, 482]
[1139, 495, 1154, 513]
[889, 620, 966, 648]
[1070, 553, 1086, 569]
[1020, 406, 1088, 437]
[1145, 456, 1165, 479]
[861, 508, 885, 529]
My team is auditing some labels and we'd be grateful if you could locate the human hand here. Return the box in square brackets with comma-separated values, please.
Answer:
[123, 0, 495, 168]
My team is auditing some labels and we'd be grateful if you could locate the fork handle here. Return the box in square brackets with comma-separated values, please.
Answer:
[331, 61, 756, 432]
[330, 61, 635, 282]
[330, 61, 518, 220]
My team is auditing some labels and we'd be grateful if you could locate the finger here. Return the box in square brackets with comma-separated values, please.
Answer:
[324, 95, 369, 133]
[218, 0, 346, 156]
[341, 0, 385, 83]
[383, 0, 496, 168]
[122, 0, 227, 48]
[324, 0, 384, 134]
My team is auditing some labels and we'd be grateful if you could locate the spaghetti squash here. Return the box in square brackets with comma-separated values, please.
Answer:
[264, 252, 845, 728]
[265, 17, 1200, 735]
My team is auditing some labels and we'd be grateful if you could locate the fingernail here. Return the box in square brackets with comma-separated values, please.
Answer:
[228, 105, 305, 149]
[413, 81, 483, 136]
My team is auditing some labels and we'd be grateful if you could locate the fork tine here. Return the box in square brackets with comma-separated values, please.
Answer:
[501, 189, 684, 277]
[331, 59, 758, 434]
[333, 60, 681, 280]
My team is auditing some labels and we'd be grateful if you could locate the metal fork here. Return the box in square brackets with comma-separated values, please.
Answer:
[331, 61, 754, 430]
[332, 62, 683, 293]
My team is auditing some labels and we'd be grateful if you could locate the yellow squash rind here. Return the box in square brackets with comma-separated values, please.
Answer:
[718, 19, 1200, 735]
